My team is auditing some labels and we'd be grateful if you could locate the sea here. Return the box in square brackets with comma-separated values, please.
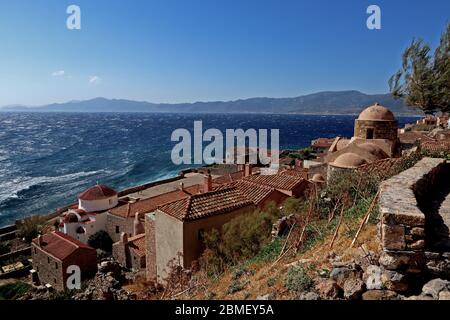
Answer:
[0, 112, 418, 227]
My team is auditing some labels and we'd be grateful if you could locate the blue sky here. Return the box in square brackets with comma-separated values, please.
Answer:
[0, 0, 448, 106]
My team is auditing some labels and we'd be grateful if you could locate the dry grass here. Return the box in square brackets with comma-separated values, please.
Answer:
[180, 219, 379, 300]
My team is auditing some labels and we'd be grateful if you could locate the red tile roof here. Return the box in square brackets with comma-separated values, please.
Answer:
[420, 140, 450, 152]
[212, 171, 245, 186]
[158, 187, 254, 222]
[357, 158, 403, 178]
[109, 189, 189, 218]
[216, 180, 275, 205]
[128, 234, 146, 257]
[32, 231, 94, 261]
[242, 173, 305, 191]
[280, 168, 308, 179]
[78, 184, 117, 201]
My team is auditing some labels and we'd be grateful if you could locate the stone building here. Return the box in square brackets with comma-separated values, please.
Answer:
[325, 103, 400, 180]
[145, 187, 256, 282]
[30, 231, 97, 291]
[106, 189, 189, 242]
[112, 233, 146, 271]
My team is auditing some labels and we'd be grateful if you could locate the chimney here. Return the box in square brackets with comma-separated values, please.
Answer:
[204, 172, 212, 193]
[126, 202, 131, 217]
[37, 234, 43, 247]
[244, 164, 253, 177]
[120, 232, 128, 244]
[179, 182, 184, 192]
[133, 214, 144, 236]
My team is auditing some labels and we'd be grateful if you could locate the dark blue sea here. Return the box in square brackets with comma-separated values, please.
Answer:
[0, 112, 417, 226]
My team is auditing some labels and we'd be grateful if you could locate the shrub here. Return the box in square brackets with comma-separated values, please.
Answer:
[199, 206, 280, 275]
[0, 241, 11, 255]
[16, 215, 47, 243]
[0, 282, 32, 300]
[88, 230, 113, 252]
[284, 266, 313, 294]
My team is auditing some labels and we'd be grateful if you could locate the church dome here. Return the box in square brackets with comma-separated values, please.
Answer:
[78, 184, 118, 201]
[332, 153, 368, 169]
[357, 103, 395, 121]
[357, 142, 388, 159]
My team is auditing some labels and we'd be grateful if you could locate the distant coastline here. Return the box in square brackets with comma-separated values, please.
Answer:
[0, 90, 422, 116]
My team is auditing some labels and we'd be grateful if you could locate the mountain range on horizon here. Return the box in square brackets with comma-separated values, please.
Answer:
[0, 90, 422, 116]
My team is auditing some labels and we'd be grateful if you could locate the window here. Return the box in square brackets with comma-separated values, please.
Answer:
[47, 257, 50, 264]
[366, 128, 374, 139]
[115, 226, 120, 233]
[55, 262, 58, 269]
[34, 247, 37, 254]
[198, 229, 205, 241]
[54, 278, 57, 284]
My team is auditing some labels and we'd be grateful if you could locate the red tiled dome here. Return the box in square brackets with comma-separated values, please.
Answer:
[78, 184, 117, 201]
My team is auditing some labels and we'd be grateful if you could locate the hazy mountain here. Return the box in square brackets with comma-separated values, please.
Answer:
[0, 91, 421, 115]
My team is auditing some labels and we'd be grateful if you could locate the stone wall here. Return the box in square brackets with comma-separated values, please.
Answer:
[106, 214, 134, 243]
[145, 213, 157, 281]
[354, 119, 398, 141]
[378, 157, 447, 273]
[31, 243, 65, 291]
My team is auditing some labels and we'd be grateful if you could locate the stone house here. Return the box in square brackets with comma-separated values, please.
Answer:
[106, 189, 190, 242]
[112, 233, 146, 271]
[31, 231, 97, 291]
[145, 187, 256, 282]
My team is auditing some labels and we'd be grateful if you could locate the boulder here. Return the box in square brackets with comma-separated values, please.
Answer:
[438, 291, 450, 300]
[379, 252, 409, 270]
[315, 279, 341, 299]
[381, 270, 408, 293]
[422, 278, 450, 299]
[330, 267, 361, 288]
[362, 290, 398, 300]
[298, 292, 320, 300]
[343, 279, 365, 300]
[363, 265, 383, 290]
[256, 294, 272, 300]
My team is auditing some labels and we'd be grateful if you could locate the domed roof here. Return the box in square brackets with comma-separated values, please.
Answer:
[357, 103, 395, 121]
[357, 142, 388, 159]
[311, 174, 325, 183]
[331, 153, 368, 169]
[78, 184, 118, 201]
[64, 212, 79, 223]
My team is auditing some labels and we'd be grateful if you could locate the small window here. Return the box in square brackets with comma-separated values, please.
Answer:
[54, 278, 57, 284]
[55, 262, 58, 269]
[47, 257, 50, 263]
[115, 226, 120, 233]
[198, 229, 205, 241]
[366, 128, 374, 139]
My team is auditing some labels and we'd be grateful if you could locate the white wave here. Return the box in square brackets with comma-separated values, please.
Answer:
[0, 170, 105, 204]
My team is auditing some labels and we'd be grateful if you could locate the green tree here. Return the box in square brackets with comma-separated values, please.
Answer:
[389, 23, 450, 114]
[88, 230, 113, 252]
[16, 215, 47, 243]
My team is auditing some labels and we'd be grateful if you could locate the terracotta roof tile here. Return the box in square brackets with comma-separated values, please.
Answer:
[158, 187, 254, 221]
[32, 231, 94, 261]
[212, 171, 245, 186]
[242, 173, 305, 191]
[357, 158, 403, 178]
[280, 168, 308, 179]
[216, 180, 275, 205]
[109, 189, 189, 218]
[420, 140, 450, 152]
[78, 184, 117, 201]
[128, 234, 146, 257]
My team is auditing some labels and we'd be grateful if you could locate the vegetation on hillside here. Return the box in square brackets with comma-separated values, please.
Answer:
[0, 282, 31, 300]
[88, 230, 113, 252]
[16, 215, 47, 243]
